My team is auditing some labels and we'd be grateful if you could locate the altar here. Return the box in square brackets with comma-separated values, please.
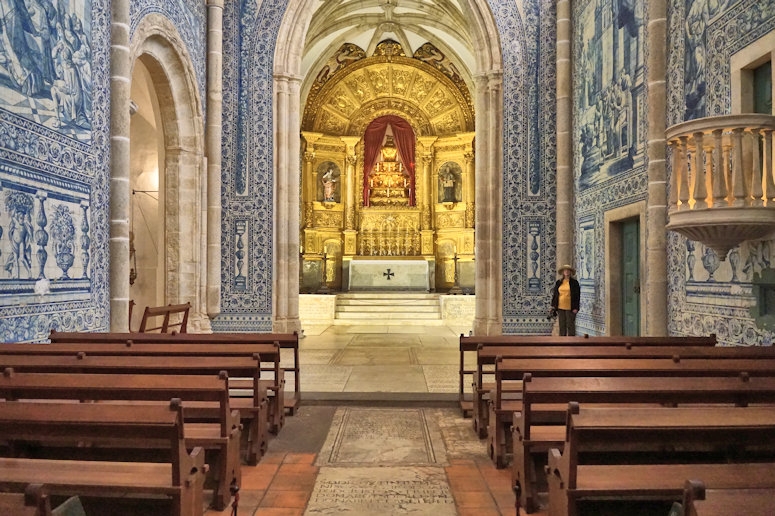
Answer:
[346, 257, 431, 292]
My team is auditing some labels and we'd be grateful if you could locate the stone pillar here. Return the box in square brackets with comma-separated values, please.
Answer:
[206, 0, 224, 320]
[110, 0, 131, 331]
[272, 73, 302, 333]
[555, 0, 574, 269]
[646, 0, 669, 335]
[474, 72, 504, 335]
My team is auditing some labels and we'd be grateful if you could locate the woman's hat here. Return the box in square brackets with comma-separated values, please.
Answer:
[557, 264, 576, 275]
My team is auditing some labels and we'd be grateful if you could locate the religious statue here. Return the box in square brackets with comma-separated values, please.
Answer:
[321, 167, 338, 202]
[441, 171, 456, 202]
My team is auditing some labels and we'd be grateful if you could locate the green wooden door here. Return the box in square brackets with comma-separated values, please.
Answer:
[622, 219, 640, 336]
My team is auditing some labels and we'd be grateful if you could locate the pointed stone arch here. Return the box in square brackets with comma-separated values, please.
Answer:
[273, 0, 504, 334]
[128, 14, 209, 331]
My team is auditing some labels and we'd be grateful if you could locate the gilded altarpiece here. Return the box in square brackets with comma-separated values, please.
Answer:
[300, 41, 475, 293]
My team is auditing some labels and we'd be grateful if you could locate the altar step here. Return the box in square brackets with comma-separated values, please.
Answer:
[333, 293, 443, 325]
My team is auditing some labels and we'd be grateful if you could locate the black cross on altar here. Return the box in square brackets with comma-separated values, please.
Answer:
[383, 269, 395, 280]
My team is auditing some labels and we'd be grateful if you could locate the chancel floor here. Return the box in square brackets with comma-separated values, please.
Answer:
[202, 324, 528, 515]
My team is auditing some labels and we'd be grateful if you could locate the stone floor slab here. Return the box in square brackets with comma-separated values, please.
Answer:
[423, 365, 460, 392]
[317, 407, 447, 466]
[334, 347, 414, 366]
[304, 466, 456, 515]
[299, 365, 352, 392]
[344, 365, 428, 392]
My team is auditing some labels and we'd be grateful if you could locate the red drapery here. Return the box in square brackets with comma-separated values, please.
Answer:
[362, 115, 416, 206]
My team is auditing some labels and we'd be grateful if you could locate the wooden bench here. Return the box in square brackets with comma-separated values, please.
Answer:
[0, 484, 63, 516]
[489, 355, 775, 469]
[0, 340, 285, 437]
[462, 334, 717, 436]
[681, 479, 775, 516]
[473, 343, 775, 439]
[546, 404, 775, 516]
[512, 373, 775, 512]
[0, 353, 269, 466]
[0, 399, 206, 516]
[49, 330, 301, 416]
[0, 368, 241, 511]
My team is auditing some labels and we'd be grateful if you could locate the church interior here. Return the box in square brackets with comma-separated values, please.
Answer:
[2, 0, 775, 514]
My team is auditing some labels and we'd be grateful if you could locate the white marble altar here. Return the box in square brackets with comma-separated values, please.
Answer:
[348, 257, 430, 291]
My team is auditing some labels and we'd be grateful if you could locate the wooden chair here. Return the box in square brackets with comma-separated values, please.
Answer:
[139, 302, 191, 333]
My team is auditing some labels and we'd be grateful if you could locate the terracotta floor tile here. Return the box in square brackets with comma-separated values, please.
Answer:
[269, 469, 318, 491]
[453, 489, 498, 509]
[259, 489, 311, 508]
[260, 452, 287, 464]
[457, 507, 503, 516]
[251, 508, 305, 516]
[448, 474, 488, 492]
[240, 463, 279, 490]
[283, 452, 317, 464]
[446, 464, 481, 478]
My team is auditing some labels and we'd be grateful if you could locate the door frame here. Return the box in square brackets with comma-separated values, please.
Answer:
[605, 201, 646, 335]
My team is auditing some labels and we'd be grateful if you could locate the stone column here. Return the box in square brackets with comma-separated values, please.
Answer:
[474, 72, 504, 335]
[646, 0, 668, 335]
[110, 0, 131, 331]
[206, 0, 224, 320]
[272, 73, 302, 333]
[555, 0, 574, 269]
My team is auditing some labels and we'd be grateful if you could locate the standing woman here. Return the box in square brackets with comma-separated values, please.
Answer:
[551, 264, 581, 336]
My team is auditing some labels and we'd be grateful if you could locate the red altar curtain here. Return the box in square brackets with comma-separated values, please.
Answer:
[362, 115, 416, 206]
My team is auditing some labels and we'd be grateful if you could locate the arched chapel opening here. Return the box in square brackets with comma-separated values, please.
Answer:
[299, 40, 476, 295]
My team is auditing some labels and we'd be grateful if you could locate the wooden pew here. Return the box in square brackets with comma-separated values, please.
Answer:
[546, 404, 775, 516]
[473, 343, 775, 438]
[489, 355, 775, 469]
[0, 484, 53, 516]
[682, 479, 775, 516]
[512, 373, 775, 512]
[48, 330, 301, 417]
[464, 334, 717, 436]
[0, 368, 241, 511]
[0, 400, 206, 516]
[0, 353, 269, 466]
[0, 341, 285, 437]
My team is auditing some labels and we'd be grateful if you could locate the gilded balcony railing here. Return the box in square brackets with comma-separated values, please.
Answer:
[666, 114, 775, 259]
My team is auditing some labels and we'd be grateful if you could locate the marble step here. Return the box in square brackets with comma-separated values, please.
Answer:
[336, 298, 438, 306]
[336, 304, 439, 312]
[332, 316, 445, 326]
[335, 309, 441, 319]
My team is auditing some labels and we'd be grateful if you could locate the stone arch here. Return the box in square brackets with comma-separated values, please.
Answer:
[128, 14, 208, 331]
[273, 0, 504, 334]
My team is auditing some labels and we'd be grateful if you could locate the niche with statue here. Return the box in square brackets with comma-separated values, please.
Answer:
[318, 162, 341, 203]
[438, 162, 462, 203]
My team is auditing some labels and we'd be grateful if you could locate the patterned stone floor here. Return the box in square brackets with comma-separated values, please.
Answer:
[202, 324, 532, 515]
[285, 324, 473, 397]
[204, 406, 523, 516]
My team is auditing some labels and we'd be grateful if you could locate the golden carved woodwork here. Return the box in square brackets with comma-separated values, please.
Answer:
[303, 56, 474, 137]
[436, 212, 465, 228]
[368, 161, 409, 207]
[314, 211, 343, 228]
